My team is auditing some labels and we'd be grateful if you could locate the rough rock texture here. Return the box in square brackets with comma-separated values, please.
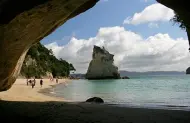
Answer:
[156, 0, 190, 47]
[0, 0, 189, 91]
[86, 45, 120, 79]
[186, 67, 190, 74]
[0, 0, 99, 91]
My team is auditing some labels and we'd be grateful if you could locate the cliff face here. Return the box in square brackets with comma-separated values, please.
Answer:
[20, 43, 75, 79]
[86, 46, 120, 79]
[0, 0, 99, 91]
[0, 0, 189, 91]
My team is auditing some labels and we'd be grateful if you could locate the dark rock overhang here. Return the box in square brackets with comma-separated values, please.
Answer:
[0, 0, 99, 91]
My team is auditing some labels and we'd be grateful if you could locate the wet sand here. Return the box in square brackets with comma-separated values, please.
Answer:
[0, 101, 190, 123]
[0, 79, 190, 123]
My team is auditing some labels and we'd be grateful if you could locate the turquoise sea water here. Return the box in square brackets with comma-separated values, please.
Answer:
[53, 75, 190, 109]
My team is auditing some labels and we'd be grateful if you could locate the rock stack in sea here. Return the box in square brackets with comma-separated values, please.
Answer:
[86, 45, 120, 79]
[186, 67, 190, 74]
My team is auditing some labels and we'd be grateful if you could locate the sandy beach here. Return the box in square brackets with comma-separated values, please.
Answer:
[0, 79, 67, 102]
[0, 79, 190, 123]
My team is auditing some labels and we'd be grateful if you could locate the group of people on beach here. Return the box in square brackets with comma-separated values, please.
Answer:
[26, 78, 59, 89]
[50, 77, 59, 84]
[27, 78, 43, 88]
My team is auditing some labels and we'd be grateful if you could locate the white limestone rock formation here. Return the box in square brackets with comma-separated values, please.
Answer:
[86, 45, 120, 79]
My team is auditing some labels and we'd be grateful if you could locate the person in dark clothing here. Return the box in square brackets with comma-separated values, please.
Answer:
[26, 79, 28, 86]
[29, 80, 32, 85]
[56, 78, 58, 83]
[33, 78, 36, 86]
[40, 79, 43, 88]
[31, 81, 35, 89]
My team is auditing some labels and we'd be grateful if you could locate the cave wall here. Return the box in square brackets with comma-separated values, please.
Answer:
[156, 0, 190, 46]
[0, 0, 189, 91]
[0, 0, 99, 91]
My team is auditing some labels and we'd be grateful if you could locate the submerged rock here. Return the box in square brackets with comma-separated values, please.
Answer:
[86, 45, 120, 79]
[86, 97, 104, 103]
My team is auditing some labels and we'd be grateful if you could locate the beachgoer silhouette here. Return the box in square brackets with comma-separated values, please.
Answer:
[29, 80, 32, 85]
[40, 79, 43, 88]
[31, 81, 35, 88]
[26, 79, 28, 86]
[56, 78, 58, 83]
[34, 78, 36, 86]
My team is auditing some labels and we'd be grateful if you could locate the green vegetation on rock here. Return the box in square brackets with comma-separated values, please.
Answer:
[20, 43, 75, 78]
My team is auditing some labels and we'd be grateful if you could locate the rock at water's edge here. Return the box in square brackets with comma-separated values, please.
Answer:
[86, 97, 104, 103]
[86, 45, 120, 79]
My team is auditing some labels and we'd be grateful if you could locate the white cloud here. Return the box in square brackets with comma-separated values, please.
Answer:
[123, 3, 175, 25]
[45, 26, 190, 73]
[148, 23, 159, 28]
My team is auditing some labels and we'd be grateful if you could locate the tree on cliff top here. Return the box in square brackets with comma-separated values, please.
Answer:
[21, 43, 75, 78]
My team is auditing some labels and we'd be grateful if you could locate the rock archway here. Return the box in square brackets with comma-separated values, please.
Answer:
[0, 0, 99, 91]
[0, 0, 189, 91]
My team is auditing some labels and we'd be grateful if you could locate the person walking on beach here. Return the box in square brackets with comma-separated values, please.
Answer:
[29, 80, 32, 85]
[31, 80, 35, 89]
[34, 78, 36, 86]
[50, 77, 54, 82]
[56, 78, 58, 83]
[26, 79, 28, 86]
[40, 79, 43, 88]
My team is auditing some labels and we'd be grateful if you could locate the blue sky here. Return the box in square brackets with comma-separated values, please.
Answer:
[41, 0, 187, 46]
[43, 0, 190, 73]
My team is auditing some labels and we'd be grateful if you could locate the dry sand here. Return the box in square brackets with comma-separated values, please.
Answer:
[0, 79, 67, 102]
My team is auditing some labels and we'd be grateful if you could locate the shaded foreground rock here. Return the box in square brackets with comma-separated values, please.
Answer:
[86, 45, 120, 80]
[0, 0, 99, 91]
[86, 97, 104, 103]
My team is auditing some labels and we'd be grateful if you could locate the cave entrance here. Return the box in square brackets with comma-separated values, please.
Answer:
[41, 0, 188, 74]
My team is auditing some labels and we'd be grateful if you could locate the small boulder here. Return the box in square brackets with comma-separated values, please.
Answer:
[86, 97, 104, 103]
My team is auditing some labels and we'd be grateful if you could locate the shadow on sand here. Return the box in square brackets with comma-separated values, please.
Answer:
[0, 100, 190, 123]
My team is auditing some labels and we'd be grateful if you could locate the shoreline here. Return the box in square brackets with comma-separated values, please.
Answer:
[1, 78, 190, 111]
[39, 81, 190, 111]
[38, 82, 72, 102]
[0, 79, 69, 102]
[1, 79, 190, 122]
